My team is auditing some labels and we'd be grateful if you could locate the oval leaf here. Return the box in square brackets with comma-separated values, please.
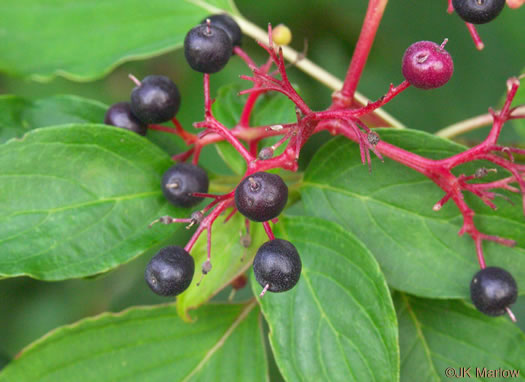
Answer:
[0, 124, 185, 280]
[301, 131, 525, 298]
[395, 293, 525, 382]
[0, 302, 268, 382]
[0, 95, 107, 144]
[176, 212, 266, 320]
[254, 216, 399, 382]
[0, 0, 236, 81]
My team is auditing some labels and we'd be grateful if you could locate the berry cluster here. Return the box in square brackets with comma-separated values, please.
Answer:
[105, 75, 181, 135]
[102, 9, 522, 320]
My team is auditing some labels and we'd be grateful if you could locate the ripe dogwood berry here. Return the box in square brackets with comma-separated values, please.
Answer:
[452, 0, 505, 24]
[234, 172, 288, 222]
[145, 246, 195, 296]
[104, 102, 147, 136]
[184, 24, 232, 73]
[253, 239, 302, 293]
[201, 14, 242, 47]
[402, 41, 454, 89]
[161, 163, 209, 208]
[130, 75, 181, 124]
[470, 266, 518, 316]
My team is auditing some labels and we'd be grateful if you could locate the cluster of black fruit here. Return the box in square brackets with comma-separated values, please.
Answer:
[103, 13, 518, 318]
[102, 14, 301, 299]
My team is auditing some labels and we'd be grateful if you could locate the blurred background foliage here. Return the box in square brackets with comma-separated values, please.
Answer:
[1, 0, 524, 365]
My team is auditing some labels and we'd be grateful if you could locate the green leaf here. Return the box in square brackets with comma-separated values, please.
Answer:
[211, 84, 297, 174]
[254, 215, 399, 382]
[0, 0, 236, 81]
[176, 212, 266, 320]
[395, 293, 525, 382]
[301, 130, 525, 298]
[0, 302, 269, 382]
[0, 95, 107, 144]
[0, 124, 185, 280]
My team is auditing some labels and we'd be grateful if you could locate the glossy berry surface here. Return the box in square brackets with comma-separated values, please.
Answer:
[402, 41, 454, 89]
[161, 163, 209, 208]
[470, 266, 518, 316]
[145, 246, 195, 296]
[201, 14, 242, 47]
[104, 102, 147, 136]
[253, 239, 301, 293]
[235, 172, 288, 222]
[130, 75, 181, 124]
[184, 24, 232, 73]
[452, 0, 505, 24]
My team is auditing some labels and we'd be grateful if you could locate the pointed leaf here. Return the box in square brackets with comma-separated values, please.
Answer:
[254, 216, 399, 382]
[301, 131, 525, 298]
[0, 124, 185, 280]
[395, 293, 525, 382]
[0, 302, 268, 382]
[0, 95, 106, 144]
[0, 0, 237, 81]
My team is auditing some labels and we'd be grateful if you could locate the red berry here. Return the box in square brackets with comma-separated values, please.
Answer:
[402, 41, 454, 90]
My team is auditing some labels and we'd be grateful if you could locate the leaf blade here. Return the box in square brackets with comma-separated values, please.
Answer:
[254, 216, 399, 382]
[395, 293, 525, 382]
[0, 0, 236, 81]
[0, 302, 268, 382]
[0, 124, 184, 280]
[301, 130, 525, 298]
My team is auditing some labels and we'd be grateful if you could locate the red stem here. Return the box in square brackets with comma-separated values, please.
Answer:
[340, 0, 389, 101]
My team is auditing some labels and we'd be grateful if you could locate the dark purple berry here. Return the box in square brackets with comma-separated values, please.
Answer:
[130, 75, 181, 124]
[453, 0, 505, 24]
[145, 246, 195, 296]
[234, 172, 288, 222]
[402, 41, 454, 89]
[161, 163, 209, 208]
[470, 266, 518, 316]
[253, 239, 301, 293]
[184, 24, 232, 73]
[201, 14, 242, 47]
[104, 102, 147, 136]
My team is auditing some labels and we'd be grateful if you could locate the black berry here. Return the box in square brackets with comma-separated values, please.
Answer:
[402, 41, 454, 89]
[161, 163, 209, 208]
[470, 266, 518, 316]
[145, 246, 195, 296]
[201, 14, 242, 47]
[184, 24, 232, 73]
[253, 239, 301, 293]
[104, 102, 147, 136]
[234, 172, 288, 222]
[452, 0, 505, 24]
[130, 75, 181, 124]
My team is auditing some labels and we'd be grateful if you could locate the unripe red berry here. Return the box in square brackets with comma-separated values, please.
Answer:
[402, 41, 454, 90]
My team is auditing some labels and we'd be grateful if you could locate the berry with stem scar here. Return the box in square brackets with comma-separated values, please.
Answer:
[402, 40, 454, 89]
[161, 163, 209, 208]
[470, 266, 518, 317]
[145, 246, 195, 296]
[130, 75, 181, 124]
[184, 23, 232, 74]
[253, 239, 302, 296]
[235, 172, 288, 222]
[452, 0, 506, 24]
